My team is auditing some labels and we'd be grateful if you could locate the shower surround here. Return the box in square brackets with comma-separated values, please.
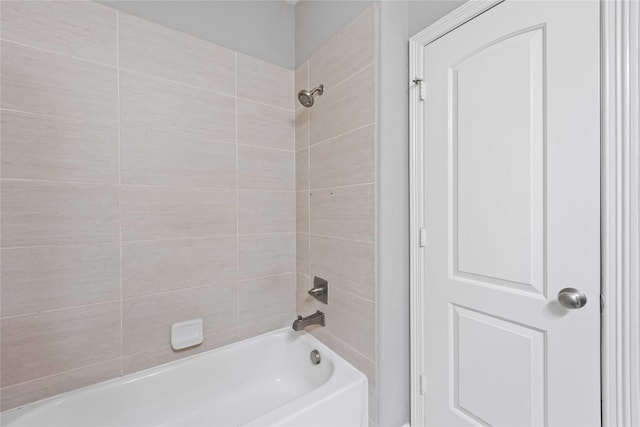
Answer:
[0, 1, 296, 411]
[295, 7, 377, 425]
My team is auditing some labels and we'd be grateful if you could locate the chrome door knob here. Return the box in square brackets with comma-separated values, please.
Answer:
[557, 288, 588, 309]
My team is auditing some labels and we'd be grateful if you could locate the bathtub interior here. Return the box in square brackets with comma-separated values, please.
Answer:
[1, 329, 349, 427]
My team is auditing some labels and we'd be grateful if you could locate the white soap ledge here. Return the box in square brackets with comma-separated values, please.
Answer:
[171, 318, 203, 350]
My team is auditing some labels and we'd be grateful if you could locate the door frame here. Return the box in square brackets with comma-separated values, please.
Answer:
[408, 1, 640, 426]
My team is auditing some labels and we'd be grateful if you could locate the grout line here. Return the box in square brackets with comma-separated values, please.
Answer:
[0, 232, 298, 251]
[236, 188, 296, 194]
[120, 280, 239, 302]
[118, 66, 235, 99]
[330, 282, 376, 304]
[238, 231, 295, 237]
[238, 312, 295, 330]
[0, 107, 117, 124]
[119, 67, 295, 113]
[307, 122, 375, 149]
[306, 61, 312, 304]
[237, 187, 296, 193]
[1, 357, 123, 392]
[0, 16, 3, 388]
[237, 271, 296, 284]
[0, 39, 294, 113]
[309, 181, 375, 192]
[235, 52, 241, 332]
[236, 96, 296, 113]
[320, 63, 374, 95]
[0, 38, 118, 69]
[0, 241, 122, 251]
[116, 10, 124, 377]
[308, 232, 375, 244]
[0, 299, 121, 321]
[237, 142, 295, 153]
[319, 327, 375, 364]
[122, 326, 238, 360]
[0, 177, 120, 187]
[120, 182, 237, 190]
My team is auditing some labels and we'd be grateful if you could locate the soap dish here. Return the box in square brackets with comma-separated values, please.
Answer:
[171, 319, 203, 350]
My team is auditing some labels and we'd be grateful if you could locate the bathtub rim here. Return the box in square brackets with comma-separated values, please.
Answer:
[1, 327, 368, 426]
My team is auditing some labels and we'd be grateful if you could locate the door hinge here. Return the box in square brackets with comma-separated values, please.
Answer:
[600, 294, 605, 314]
[412, 78, 425, 101]
[420, 374, 427, 394]
[419, 228, 426, 247]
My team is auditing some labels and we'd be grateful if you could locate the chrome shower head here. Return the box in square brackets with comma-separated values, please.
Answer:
[297, 84, 324, 108]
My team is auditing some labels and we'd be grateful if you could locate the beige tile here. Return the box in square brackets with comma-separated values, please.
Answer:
[238, 313, 295, 340]
[118, 13, 235, 94]
[296, 233, 309, 275]
[295, 273, 311, 312]
[123, 284, 237, 356]
[1, 244, 120, 317]
[1, 302, 121, 387]
[123, 328, 238, 375]
[296, 191, 310, 234]
[296, 271, 310, 294]
[239, 233, 295, 280]
[295, 107, 309, 150]
[121, 185, 236, 241]
[0, 359, 121, 412]
[237, 99, 295, 151]
[310, 184, 375, 242]
[122, 237, 237, 298]
[121, 130, 236, 188]
[324, 287, 375, 360]
[237, 53, 293, 110]
[310, 327, 374, 380]
[309, 7, 375, 90]
[295, 148, 309, 191]
[310, 235, 375, 301]
[239, 273, 295, 325]
[1, 110, 118, 183]
[1, 180, 119, 247]
[295, 61, 309, 107]
[238, 145, 294, 191]
[1, 41, 117, 121]
[1, 1, 117, 65]
[238, 190, 295, 234]
[310, 124, 375, 189]
[309, 65, 375, 145]
[119, 70, 235, 143]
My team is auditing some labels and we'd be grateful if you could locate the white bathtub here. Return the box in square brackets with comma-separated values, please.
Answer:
[1, 328, 368, 427]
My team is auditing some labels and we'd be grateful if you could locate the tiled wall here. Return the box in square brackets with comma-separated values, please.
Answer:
[294, 7, 377, 424]
[0, 1, 295, 411]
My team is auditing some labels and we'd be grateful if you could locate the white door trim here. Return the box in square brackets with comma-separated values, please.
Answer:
[408, 1, 640, 426]
[600, 0, 640, 425]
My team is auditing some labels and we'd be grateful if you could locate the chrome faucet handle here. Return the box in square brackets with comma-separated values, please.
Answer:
[308, 277, 328, 304]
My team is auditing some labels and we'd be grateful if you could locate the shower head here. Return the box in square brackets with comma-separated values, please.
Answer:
[297, 84, 324, 108]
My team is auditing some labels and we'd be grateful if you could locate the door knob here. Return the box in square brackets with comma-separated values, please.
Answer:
[557, 288, 588, 309]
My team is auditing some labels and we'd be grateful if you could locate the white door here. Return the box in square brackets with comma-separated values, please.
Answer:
[419, 1, 601, 426]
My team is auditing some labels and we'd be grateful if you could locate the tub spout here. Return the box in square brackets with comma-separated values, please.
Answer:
[292, 311, 325, 331]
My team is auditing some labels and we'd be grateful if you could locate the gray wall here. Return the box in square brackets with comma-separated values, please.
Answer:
[409, 0, 467, 36]
[376, 3, 410, 426]
[294, 0, 372, 67]
[99, 1, 295, 69]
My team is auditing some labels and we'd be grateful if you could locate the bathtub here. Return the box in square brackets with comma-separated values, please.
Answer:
[1, 328, 368, 427]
